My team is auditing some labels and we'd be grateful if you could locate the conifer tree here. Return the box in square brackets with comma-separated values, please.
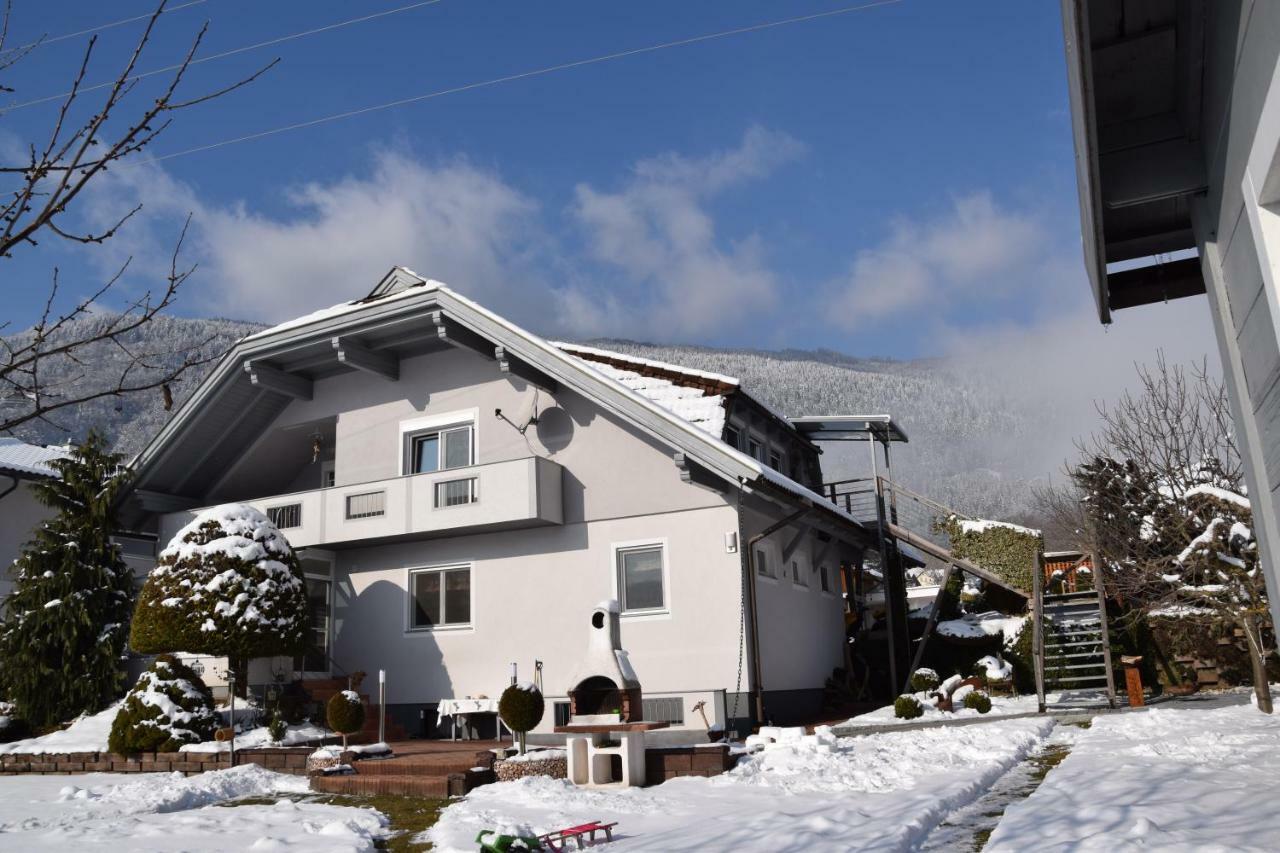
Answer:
[0, 432, 135, 729]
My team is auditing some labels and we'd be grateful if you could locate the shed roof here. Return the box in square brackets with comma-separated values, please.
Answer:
[0, 437, 67, 479]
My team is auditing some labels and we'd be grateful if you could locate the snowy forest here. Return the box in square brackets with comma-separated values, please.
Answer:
[6, 315, 1058, 524]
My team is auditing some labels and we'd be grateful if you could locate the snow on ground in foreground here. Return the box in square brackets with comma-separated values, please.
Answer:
[425, 717, 1054, 852]
[0, 702, 120, 754]
[0, 765, 386, 851]
[986, 698, 1280, 851]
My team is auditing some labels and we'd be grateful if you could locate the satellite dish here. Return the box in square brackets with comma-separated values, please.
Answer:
[496, 389, 541, 435]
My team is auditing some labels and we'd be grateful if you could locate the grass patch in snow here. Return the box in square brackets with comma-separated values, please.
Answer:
[228, 791, 448, 851]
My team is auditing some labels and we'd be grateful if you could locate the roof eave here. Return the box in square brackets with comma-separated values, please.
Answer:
[1061, 0, 1111, 324]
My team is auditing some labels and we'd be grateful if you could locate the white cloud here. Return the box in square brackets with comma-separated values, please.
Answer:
[568, 126, 804, 340]
[78, 129, 802, 341]
[828, 192, 1043, 329]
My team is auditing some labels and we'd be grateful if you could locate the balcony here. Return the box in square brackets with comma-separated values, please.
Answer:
[159, 456, 563, 549]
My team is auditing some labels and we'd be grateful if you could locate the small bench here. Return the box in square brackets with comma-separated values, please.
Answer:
[540, 821, 618, 850]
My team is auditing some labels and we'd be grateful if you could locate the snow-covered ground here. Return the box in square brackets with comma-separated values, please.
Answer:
[837, 692, 1043, 728]
[0, 701, 330, 754]
[986, 697, 1280, 851]
[425, 718, 1054, 851]
[0, 765, 386, 851]
[0, 703, 120, 754]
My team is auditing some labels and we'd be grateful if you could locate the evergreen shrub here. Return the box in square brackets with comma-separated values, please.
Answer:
[893, 695, 924, 720]
[108, 655, 216, 753]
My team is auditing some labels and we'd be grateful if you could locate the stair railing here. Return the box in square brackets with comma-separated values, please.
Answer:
[1091, 552, 1118, 708]
[1033, 550, 1046, 713]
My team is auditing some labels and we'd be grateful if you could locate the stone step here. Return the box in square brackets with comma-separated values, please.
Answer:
[352, 755, 479, 776]
[312, 772, 451, 798]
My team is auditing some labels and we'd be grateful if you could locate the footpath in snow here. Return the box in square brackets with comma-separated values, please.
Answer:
[986, 697, 1280, 851]
[426, 717, 1054, 852]
[0, 765, 386, 851]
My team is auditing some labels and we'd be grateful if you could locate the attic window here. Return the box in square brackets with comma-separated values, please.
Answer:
[364, 268, 425, 302]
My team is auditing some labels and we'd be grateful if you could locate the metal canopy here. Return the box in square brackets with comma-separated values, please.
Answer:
[788, 415, 908, 444]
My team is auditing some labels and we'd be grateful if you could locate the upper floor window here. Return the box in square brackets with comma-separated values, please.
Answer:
[725, 424, 741, 452]
[756, 548, 773, 578]
[746, 436, 763, 462]
[768, 449, 783, 471]
[405, 423, 473, 475]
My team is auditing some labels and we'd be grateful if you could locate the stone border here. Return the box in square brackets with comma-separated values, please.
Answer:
[0, 746, 322, 777]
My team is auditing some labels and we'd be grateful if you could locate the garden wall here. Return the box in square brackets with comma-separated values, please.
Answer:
[0, 746, 316, 776]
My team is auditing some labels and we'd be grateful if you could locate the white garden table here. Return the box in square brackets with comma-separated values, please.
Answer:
[437, 698, 512, 741]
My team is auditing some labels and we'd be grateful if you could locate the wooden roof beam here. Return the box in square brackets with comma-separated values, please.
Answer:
[332, 336, 399, 381]
[243, 360, 312, 400]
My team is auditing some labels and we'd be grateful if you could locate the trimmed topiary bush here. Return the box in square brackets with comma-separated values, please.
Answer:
[499, 683, 545, 755]
[108, 655, 216, 753]
[130, 504, 310, 696]
[893, 694, 924, 720]
[963, 690, 992, 714]
[908, 668, 940, 693]
[268, 710, 288, 744]
[327, 690, 364, 749]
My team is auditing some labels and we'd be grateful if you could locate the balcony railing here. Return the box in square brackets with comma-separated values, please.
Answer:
[160, 456, 563, 549]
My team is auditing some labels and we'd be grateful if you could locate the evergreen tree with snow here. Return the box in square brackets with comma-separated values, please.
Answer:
[130, 503, 309, 695]
[108, 654, 216, 753]
[0, 431, 135, 729]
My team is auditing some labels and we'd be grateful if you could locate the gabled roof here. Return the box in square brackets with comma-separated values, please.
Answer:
[0, 438, 68, 479]
[127, 268, 872, 539]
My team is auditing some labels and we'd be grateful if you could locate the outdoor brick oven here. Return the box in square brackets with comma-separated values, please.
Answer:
[565, 601, 643, 724]
[557, 600, 666, 787]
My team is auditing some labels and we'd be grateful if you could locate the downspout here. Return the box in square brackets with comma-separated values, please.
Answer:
[744, 500, 811, 727]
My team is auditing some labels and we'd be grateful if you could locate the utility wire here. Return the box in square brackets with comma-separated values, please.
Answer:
[0, 0, 209, 56]
[153, 0, 903, 164]
[4, 0, 448, 112]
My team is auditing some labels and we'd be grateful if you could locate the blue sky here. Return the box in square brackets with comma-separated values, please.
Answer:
[3, 0, 1216, 373]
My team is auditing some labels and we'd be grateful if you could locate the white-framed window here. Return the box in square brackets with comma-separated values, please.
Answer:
[399, 409, 479, 475]
[819, 564, 832, 594]
[406, 424, 473, 474]
[725, 424, 742, 452]
[408, 564, 472, 630]
[792, 559, 808, 588]
[768, 449, 783, 471]
[615, 543, 666, 614]
[321, 460, 336, 488]
[746, 436, 763, 462]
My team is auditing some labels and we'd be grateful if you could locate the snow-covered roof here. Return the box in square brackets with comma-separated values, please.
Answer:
[0, 438, 68, 479]
[561, 352, 727, 438]
[554, 342, 740, 388]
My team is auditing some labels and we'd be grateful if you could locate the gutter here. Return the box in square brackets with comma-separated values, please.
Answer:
[743, 502, 811, 726]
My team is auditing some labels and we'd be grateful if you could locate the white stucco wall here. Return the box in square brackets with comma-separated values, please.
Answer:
[0, 480, 52, 601]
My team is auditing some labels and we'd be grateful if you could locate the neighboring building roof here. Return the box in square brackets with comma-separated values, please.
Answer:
[563, 353, 728, 439]
[0, 438, 68, 479]
[128, 268, 872, 542]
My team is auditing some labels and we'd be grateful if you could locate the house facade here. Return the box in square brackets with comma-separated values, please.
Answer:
[121, 270, 879, 739]
[0, 439, 69, 602]
[1061, 0, 1280, 627]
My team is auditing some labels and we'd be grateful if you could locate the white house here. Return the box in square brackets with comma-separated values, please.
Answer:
[120, 269, 883, 740]
[0, 439, 69, 602]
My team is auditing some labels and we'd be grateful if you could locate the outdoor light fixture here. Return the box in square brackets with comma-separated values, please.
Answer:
[189, 659, 205, 677]
[725, 531, 738, 554]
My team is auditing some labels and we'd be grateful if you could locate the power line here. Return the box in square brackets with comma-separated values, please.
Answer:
[0, 0, 209, 56]
[154, 0, 903, 164]
[3, 0, 448, 112]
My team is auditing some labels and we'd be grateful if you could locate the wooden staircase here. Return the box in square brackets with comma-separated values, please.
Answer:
[300, 676, 409, 744]
[1032, 557, 1117, 710]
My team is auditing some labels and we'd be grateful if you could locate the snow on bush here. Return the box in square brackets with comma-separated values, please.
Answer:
[936, 515, 1042, 593]
[962, 690, 992, 714]
[326, 689, 364, 749]
[894, 695, 924, 720]
[109, 655, 216, 753]
[908, 668, 940, 692]
[130, 504, 309, 684]
[499, 682, 544, 755]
